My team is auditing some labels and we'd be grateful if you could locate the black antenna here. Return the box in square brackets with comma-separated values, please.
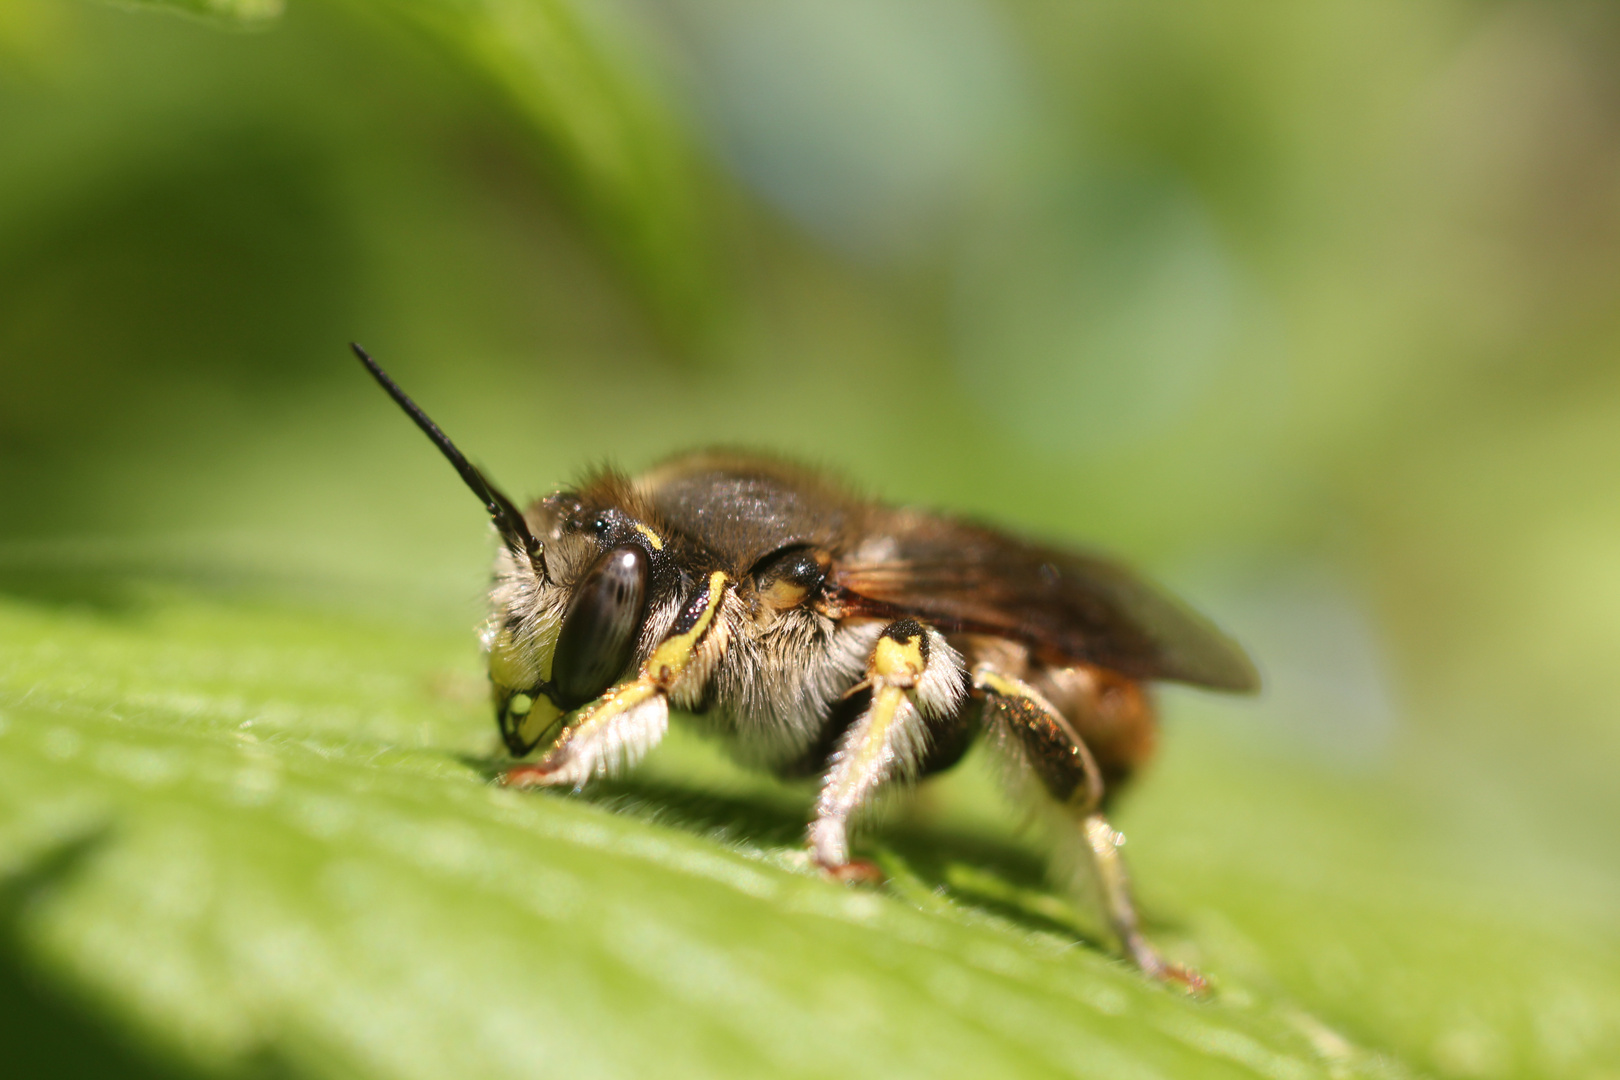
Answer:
[352, 343, 546, 577]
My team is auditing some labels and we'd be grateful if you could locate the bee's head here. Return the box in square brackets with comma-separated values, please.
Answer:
[482, 496, 660, 755]
[353, 345, 655, 755]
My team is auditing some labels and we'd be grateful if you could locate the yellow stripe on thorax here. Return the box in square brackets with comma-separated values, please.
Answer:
[633, 523, 665, 550]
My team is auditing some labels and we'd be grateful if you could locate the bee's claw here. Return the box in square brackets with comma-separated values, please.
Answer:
[817, 857, 886, 886]
[499, 762, 568, 788]
[1125, 934, 1212, 996]
[1158, 963, 1212, 997]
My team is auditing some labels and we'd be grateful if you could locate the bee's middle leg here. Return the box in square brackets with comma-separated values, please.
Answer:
[809, 618, 966, 882]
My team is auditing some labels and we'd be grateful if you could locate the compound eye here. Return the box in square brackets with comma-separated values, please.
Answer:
[552, 544, 650, 708]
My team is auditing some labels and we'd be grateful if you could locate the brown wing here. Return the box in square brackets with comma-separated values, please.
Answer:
[834, 510, 1259, 692]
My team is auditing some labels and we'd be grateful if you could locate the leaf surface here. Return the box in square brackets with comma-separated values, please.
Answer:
[0, 573, 1428, 1080]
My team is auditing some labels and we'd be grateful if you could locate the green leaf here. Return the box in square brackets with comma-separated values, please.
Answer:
[0, 566, 1423, 1080]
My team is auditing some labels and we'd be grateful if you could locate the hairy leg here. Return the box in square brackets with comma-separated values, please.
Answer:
[975, 662, 1206, 992]
[809, 619, 965, 881]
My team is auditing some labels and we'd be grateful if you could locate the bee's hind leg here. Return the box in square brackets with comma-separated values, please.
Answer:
[808, 619, 967, 883]
[974, 664, 1208, 993]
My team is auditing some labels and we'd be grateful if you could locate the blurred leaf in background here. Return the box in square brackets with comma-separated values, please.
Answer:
[111, 0, 284, 25]
[1, 0, 1618, 1078]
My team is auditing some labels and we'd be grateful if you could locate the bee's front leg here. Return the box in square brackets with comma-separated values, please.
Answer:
[974, 664, 1208, 993]
[809, 619, 966, 882]
[504, 571, 731, 790]
[501, 682, 669, 789]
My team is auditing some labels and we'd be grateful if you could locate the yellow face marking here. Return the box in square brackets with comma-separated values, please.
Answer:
[488, 627, 534, 691]
[511, 693, 563, 750]
[633, 523, 664, 551]
[647, 571, 728, 686]
[872, 633, 926, 680]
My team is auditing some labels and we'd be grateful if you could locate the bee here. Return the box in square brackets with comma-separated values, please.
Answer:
[354, 344, 1258, 989]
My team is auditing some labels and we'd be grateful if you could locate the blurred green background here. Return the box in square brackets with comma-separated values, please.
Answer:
[2, 0, 1619, 1077]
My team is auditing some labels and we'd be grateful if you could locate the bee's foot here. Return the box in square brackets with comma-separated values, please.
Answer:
[816, 857, 886, 886]
[1128, 936, 1212, 996]
[499, 762, 568, 788]
[1157, 963, 1212, 997]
